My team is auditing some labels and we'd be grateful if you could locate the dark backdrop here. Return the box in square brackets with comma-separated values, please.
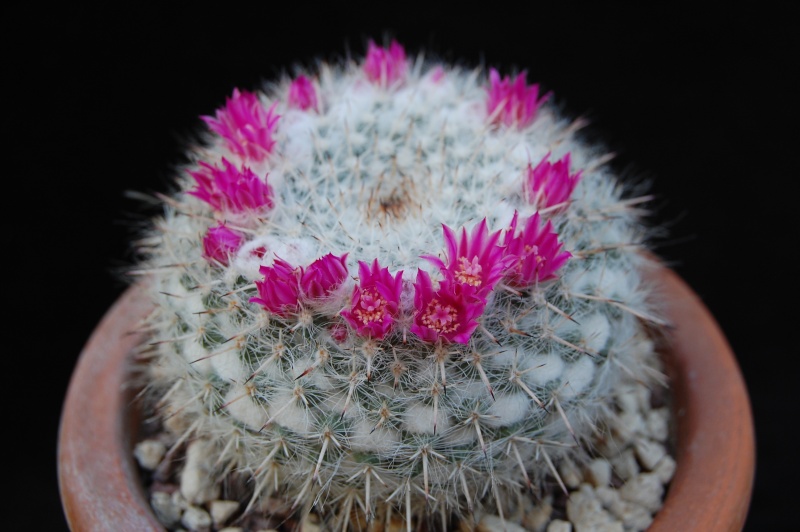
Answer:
[10, 3, 796, 530]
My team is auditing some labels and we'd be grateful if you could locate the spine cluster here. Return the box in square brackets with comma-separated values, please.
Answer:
[135, 39, 667, 530]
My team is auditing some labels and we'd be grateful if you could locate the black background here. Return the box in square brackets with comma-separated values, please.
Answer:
[10, 3, 797, 530]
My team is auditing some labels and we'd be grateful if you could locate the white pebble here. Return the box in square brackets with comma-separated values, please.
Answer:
[646, 407, 670, 442]
[585, 458, 612, 487]
[163, 410, 192, 437]
[558, 458, 583, 489]
[609, 447, 639, 481]
[634, 438, 666, 471]
[611, 410, 644, 443]
[171, 490, 188, 510]
[301, 512, 322, 532]
[619, 472, 664, 512]
[616, 388, 639, 415]
[181, 505, 212, 530]
[180, 439, 221, 504]
[653, 454, 677, 484]
[133, 439, 166, 471]
[476, 514, 528, 532]
[634, 384, 651, 412]
[523, 496, 553, 531]
[210, 500, 240, 527]
[595, 486, 621, 509]
[546, 519, 572, 532]
[150, 491, 181, 528]
[614, 500, 654, 531]
[565, 484, 624, 532]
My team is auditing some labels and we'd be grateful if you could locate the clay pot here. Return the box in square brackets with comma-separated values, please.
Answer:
[57, 281, 162, 531]
[57, 263, 755, 531]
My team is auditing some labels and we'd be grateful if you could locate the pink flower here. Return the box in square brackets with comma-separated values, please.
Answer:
[299, 253, 349, 300]
[201, 88, 280, 162]
[422, 219, 513, 301]
[187, 158, 274, 214]
[363, 40, 408, 87]
[485, 68, 550, 129]
[250, 258, 301, 316]
[288, 75, 318, 111]
[503, 212, 571, 286]
[341, 259, 403, 339]
[411, 270, 485, 344]
[525, 153, 582, 211]
[202, 224, 244, 266]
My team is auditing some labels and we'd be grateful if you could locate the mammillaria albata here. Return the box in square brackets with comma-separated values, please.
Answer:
[133, 38, 672, 531]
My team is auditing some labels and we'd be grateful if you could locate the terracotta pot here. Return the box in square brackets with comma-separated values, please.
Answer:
[57, 264, 755, 531]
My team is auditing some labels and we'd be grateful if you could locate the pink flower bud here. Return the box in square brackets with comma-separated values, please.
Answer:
[250, 258, 301, 316]
[188, 158, 274, 214]
[503, 212, 571, 286]
[202, 224, 243, 266]
[486, 68, 550, 129]
[525, 153, 582, 211]
[288, 75, 318, 111]
[300, 253, 349, 300]
[363, 40, 408, 87]
[201, 88, 280, 162]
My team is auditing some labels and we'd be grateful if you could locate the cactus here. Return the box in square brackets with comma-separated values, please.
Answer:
[133, 39, 669, 530]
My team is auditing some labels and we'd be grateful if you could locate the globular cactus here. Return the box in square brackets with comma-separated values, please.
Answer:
[134, 38, 669, 530]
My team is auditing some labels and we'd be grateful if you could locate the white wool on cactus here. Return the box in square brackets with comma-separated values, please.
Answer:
[134, 38, 669, 530]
